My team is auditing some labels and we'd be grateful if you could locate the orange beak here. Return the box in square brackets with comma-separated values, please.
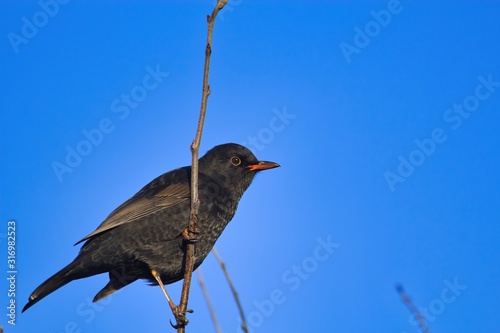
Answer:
[246, 161, 280, 171]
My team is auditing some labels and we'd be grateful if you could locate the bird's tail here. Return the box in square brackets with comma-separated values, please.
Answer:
[22, 262, 77, 312]
[22, 254, 100, 312]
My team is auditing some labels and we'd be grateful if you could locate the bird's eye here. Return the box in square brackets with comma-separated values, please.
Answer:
[230, 156, 241, 166]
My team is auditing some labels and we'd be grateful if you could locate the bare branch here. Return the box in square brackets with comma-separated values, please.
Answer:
[212, 247, 249, 333]
[197, 268, 223, 333]
[396, 284, 430, 333]
[175, 1, 228, 331]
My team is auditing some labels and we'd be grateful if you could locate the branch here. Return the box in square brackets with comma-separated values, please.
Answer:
[197, 268, 223, 333]
[176, 1, 228, 331]
[212, 247, 249, 333]
[396, 284, 430, 333]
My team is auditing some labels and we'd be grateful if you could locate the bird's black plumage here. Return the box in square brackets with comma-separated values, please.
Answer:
[23, 143, 279, 312]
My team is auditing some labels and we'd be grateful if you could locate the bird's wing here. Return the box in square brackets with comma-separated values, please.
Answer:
[75, 168, 191, 245]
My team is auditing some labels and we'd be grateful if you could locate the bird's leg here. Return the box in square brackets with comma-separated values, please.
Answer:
[151, 269, 192, 326]
[151, 269, 176, 310]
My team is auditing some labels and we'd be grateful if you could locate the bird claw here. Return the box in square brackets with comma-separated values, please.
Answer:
[169, 306, 194, 329]
[182, 227, 200, 243]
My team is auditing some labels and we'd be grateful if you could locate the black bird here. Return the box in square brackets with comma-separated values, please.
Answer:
[23, 143, 279, 313]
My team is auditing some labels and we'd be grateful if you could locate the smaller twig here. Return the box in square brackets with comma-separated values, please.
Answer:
[396, 284, 430, 333]
[212, 247, 249, 333]
[197, 268, 223, 333]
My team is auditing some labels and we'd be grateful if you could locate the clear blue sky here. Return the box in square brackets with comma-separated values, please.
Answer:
[1, 1, 499, 332]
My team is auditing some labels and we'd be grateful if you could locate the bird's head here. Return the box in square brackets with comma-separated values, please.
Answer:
[199, 143, 280, 197]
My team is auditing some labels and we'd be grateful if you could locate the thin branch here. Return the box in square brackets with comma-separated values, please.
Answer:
[212, 247, 249, 333]
[197, 268, 223, 333]
[176, 1, 228, 331]
[396, 284, 430, 333]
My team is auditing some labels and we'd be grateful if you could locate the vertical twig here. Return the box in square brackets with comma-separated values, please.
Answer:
[197, 268, 223, 333]
[396, 284, 430, 333]
[212, 247, 249, 333]
[176, 1, 228, 332]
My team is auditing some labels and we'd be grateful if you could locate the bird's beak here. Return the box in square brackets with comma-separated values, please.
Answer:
[246, 161, 280, 171]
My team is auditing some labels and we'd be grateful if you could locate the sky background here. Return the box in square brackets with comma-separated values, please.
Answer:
[1, 1, 500, 332]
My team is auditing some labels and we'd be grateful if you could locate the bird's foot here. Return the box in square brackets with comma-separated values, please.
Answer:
[169, 306, 194, 329]
[182, 226, 200, 243]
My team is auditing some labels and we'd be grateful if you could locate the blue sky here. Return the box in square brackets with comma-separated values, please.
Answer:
[1, 1, 500, 332]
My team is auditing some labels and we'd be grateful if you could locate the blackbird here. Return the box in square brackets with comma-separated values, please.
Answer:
[23, 143, 279, 313]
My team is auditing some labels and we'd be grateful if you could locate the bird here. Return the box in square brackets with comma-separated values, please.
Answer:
[22, 143, 279, 315]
